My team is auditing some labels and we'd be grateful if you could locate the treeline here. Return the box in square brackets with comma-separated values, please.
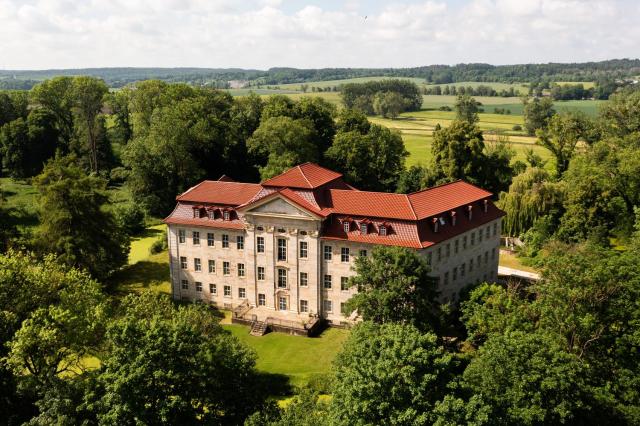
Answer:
[2, 58, 639, 89]
[423, 84, 522, 97]
[341, 79, 422, 118]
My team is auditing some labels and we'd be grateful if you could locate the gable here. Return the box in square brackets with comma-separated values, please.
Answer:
[249, 197, 316, 218]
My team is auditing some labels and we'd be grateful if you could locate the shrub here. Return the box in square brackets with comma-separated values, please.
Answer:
[115, 203, 146, 236]
[512, 124, 522, 131]
[149, 230, 168, 254]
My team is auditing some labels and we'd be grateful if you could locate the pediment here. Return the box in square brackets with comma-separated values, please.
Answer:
[247, 197, 316, 218]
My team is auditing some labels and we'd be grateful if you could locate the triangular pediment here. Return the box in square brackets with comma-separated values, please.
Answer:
[246, 197, 317, 218]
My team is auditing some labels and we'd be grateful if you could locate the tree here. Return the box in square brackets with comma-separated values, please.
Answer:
[246, 389, 329, 426]
[536, 111, 592, 177]
[462, 331, 590, 425]
[455, 94, 480, 123]
[396, 164, 430, 193]
[93, 292, 263, 425]
[331, 322, 454, 426]
[345, 246, 440, 332]
[373, 91, 406, 119]
[522, 96, 555, 136]
[247, 116, 319, 180]
[430, 120, 485, 183]
[70, 76, 109, 173]
[326, 122, 407, 192]
[33, 156, 129, 280]
[30, 77, 76, 150]
[599, 88, 640, 138]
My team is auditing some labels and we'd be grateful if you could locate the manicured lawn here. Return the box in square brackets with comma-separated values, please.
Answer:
[499, 251, 539, 273]
[223, 323, 349, 388]
[128, 224, 165, 264]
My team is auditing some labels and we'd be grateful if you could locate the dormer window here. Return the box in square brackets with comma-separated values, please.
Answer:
[193, 207, 201, 218]
[379, 225, 387, 236]
[360, 223, 368, 235]
[208, 210, 215, 219]
[439, 217, 446, 226]
[223, 211, 230, 221]
[343, 221, 350, 233]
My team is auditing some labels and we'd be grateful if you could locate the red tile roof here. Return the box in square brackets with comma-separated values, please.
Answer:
[176, 181, 262, 205]
[408, 180, 493, 219]
[165, 163, 506, 248]
[261, 162, 343, 189]
[324, 189, 417, 220]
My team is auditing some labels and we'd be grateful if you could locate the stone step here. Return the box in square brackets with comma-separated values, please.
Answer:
[249, 321, 268, 336]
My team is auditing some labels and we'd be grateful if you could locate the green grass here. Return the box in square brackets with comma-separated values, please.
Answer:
[223, 323, 349, 388]
[128, 224, 165, 264]
[499, 251, 539, 273]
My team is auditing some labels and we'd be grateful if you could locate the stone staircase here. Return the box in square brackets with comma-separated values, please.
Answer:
[249, 320, 268, 336]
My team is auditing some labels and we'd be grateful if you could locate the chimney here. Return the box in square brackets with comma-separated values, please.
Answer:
[467, 205, 473, 220]
[483, 199, 488, 213]
[451, 211, 457, 226]
[432, 217, 439, 233]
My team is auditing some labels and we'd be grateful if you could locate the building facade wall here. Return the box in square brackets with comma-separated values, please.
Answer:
[167, 215, 501, 322]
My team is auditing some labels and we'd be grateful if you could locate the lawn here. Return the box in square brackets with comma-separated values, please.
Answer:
[224, 323, 349, 389]
[499, 251, 539, 273]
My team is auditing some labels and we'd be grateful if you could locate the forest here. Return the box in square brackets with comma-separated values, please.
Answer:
[1, 58, 639, 89]
[1, 76, 640, 425]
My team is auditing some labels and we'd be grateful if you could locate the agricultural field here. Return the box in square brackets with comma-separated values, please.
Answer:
[267, 76, 426, 91]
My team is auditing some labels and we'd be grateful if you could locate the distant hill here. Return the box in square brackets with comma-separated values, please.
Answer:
[1, 59, 639, 89]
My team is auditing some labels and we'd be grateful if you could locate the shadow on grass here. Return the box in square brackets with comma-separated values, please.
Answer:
[132, 227, 162, 240]
[107, 260, 170, 296]
[256, 372, 293, 397]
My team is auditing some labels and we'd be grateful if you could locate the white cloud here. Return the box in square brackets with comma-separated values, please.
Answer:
[0, 0, 637, 69]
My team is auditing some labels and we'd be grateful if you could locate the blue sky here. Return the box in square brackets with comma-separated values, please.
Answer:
[0, 0, 637, 69]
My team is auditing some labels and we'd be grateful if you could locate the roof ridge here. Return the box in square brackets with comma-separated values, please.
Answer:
[298, 165, 313, 188]
[405, 194, 418, 220]
[407, 179, 465, 196]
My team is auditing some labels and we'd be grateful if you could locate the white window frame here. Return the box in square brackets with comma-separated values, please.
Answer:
[340, 276, 349, 291]
[323, 299, 333, 313]
[237, 263, 245, 277]
[180, 256, 187, 270]
[343, 221, 350, 233]
[299, 241, 308, 258]
[278, 296, 287, 311]
[300, 299, 308, 313]
[323, 245, 332, 261]
[237, 235, 244, 250]
[192, 231, 200, 245]
[209, 283, 216, 294]
[258, 293, 266, 306]
[323, 274, 332, 289]
[194, 258, 201, 272]
[222, 234, 229, 248]
[341, 247, 350, 262]
[207, 232, 215, 246]
[208, 259, 215, 274]
[277, 268, 287, 288]
[195, 281, 203, 292]
[300, 272, 308, 287]
[223, 261, 230, 276]
[181, 279, 189, 290]
[223, 285, 231, 297]
[238, 287, 246, 298]
[178, 229, 186, 244]
[257, 266, 265, 281]
[256, 236, 265, 253]
[277, 238, 287, 261]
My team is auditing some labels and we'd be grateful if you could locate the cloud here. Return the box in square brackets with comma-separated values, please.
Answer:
[0, 0, 637, 69]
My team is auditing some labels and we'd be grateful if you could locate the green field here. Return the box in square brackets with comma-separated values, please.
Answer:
[270, 76, 426, 92]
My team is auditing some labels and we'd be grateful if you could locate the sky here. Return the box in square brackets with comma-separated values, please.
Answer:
[0, 0, 638, 70]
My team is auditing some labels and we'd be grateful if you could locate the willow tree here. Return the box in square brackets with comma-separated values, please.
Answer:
[498, 167, 565, 237]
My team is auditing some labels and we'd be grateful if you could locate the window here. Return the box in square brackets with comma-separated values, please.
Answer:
[493, 222, 498, 236]
[299, 241, 308, 258]
[258, 293, 266, 306]
[341, 276, 349, 291]
[237, 236, 244, 250]
[446, 243, 451, 258]
[224, 285, 231, 297]
[238, 287, 246, 298]
[196, 281, 203, 292]
[343, 221, 350, 233]
[209, 283, 216, 294]
[477, 255, 482, 267]
[341, 247, 350, 262]
[469, 258, 474, 272]
[300, 300, 308, 313]
[181, 279, 189, 290]
[437, 247, 442, 262]
[194, 258, 201, 272]
[486, 226, 490, 239]
[454, 239, 459, 254]
[359, 249, 367, 257]
[277, 228, 286, 233]
[300, 272, 308, 287]
[223, 261, 230, 275]
[463, 235, 468, 250]
[207, 232, 214, 246]
[323, 299, 333, 313]
[461, 263, 466, 277]
[223, 211, 230, 221]
[222, 234, 229, 248]
[492, 247, 497, 260]
[479, 230, 483, 242]
[237, 263, 245, 277]
[277, 269, 287, 288]
[277, 238, 287, 261]
[379, 225, 387, 236]
[341, 302, 346, 314]
[180, 256, 187, 270]
[360, 223, 368, 235]
[279, 297, 287, 311]
[208, 210, 215, 219]
[193, 231, 200, 245]
[178, 229, 185, 244]
[443, 271, 449, 286]
[194, 209, 200, 218]
[323, 274, 332, 289]
[323, 245, 332, 261]
[257, 266, 265, 281]
[453, 267, 458, 281]
[484, 251, 489, 264]
[471, 232, 476, 246]
[426, 252, 432, 265]
[256, 236, 265, 253]
[208, 260, 215, 274]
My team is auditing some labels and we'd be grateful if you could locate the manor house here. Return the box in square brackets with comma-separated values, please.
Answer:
[164, 163, 503, 331]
